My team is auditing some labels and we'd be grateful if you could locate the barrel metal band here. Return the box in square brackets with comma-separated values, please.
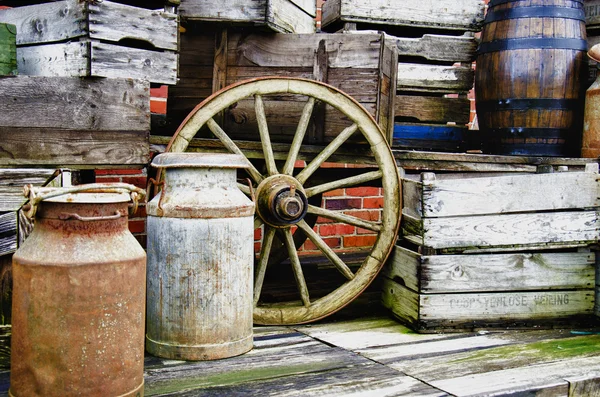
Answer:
[486, 127, 572, 139]
[484, 6, 585, 23]
[489, 0, 583, 6]
[478, 38, 587, 54]
[478, 98, 580, 112]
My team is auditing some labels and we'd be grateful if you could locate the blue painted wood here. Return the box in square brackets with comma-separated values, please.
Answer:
[393, 124, 465, 141]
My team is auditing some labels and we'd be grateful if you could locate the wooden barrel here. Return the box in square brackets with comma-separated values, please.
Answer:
[475, 0, 587, 157]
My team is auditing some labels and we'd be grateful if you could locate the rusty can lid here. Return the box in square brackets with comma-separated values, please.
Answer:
[45, 192, 132, 204]
[151, 153, 249, 169]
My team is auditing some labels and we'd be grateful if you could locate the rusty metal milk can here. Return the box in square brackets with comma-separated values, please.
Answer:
[146, 153, 255, 360]
[10, 183, 147, 397]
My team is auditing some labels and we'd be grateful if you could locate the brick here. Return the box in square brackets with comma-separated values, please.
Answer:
[150, 85, 168, 98]
[128, 220, 146, 234]
[321, 162, 346, 168]
[96, 169, 145, 176]
[363, 197, 384, 209]
[254, 227, 262, 241]
[357, 227, 377, 235]
[130, 204, 147, 218]
[303, 237, 341, 251]
[345, 187, 380, 197]
[254, 242, 262, 254]
[316, 216, 335, 224]
[121, 176, 148, 189]
[323, 189, 345, 197]
[318, 223, 355, 237]
[150, 98, 167, 114]
[95, 176, 121, 183]
[325, 198, 361, 210]
[343, 235, 377, 248]
[344, 210, 380, 222]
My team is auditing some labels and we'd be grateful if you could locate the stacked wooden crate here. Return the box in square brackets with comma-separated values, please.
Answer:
[166, 28, 398, 144]
[322, 0, 485, 151]
[0, 22, 16, 76]
[0, 0, 182, 167]
[381, 164, 600, 332]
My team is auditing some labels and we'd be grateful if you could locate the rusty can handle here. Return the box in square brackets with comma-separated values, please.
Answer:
[24, 183, 146, 219]
[58, 211, 125, 222]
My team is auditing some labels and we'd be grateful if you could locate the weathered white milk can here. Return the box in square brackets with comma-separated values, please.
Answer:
[146, 153, 255, 360]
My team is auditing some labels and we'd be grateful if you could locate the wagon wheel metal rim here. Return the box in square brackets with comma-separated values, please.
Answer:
[166, 77, 401, 325]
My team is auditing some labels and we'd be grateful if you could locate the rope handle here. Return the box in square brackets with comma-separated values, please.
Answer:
[24, 183, 146, 219]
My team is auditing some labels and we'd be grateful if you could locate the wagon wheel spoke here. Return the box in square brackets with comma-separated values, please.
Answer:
[283, 97, 316, 176]
[254, 226, 276, 306]
[304, 170, 383, 198]
[307, 205, 381, 232]
[281, 228, 310, 307]
[295, 123, 358, 185]
[255, 95, 278, 176]
[297, 220, 355, 280]
[207, 118, 263, 183]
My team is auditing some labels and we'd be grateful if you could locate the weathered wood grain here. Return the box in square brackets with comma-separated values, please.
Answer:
[17, 41, 178, 85]
[179, 0, 315, 33]
[395, 95, 470, 124]
[413, 170, 600, 217]
[0, 213, 16, 256]
[586, 0, 600, 28]
[0, 76, 150, 131]
[382, 278, 594, 331]
[0, 128, 149, 168]
[0, 0, 178, 50]
[322, 0, 485, 32]
[394, 34, 477, 63]
[397, 63, 474, 93]
[384, 245, 595, 293]
[403, 210, 599, 250]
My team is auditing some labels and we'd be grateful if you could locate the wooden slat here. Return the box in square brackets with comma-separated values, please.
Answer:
[418, 170, 600, 217]
[394, 34, 477, 63]
[382, 278, 594, 330]
[0, 76, 150, 131]
[383, 245, 595, 293]
[395, 95, 470, 124]
[406, 211, 599, 250]
[0, 128, 149, 168]
[87, 1, 178, 51]
[179, 0, 315, 33]
[396, 63, 474, 94]
[0, 0, 178, 50]
[17, 41, 177, 85]
[586, 0, 600, 28]
[0, 213, 16, 257]
[322, 0, 485, 32]
[0, 23, 16, 76]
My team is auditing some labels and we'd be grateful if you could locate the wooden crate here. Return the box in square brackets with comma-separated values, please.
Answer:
[586, 1, 600, 85]
[381, 164, 600, 332]
[0, 0, 178, 84]
[0, 76, 150, 168]
[0, 23, 16, 76]
[322, 0, 485, 33]
[167, 29, 398, 144]
[401, 165, 600, 252]
[179, 0, 315, 33]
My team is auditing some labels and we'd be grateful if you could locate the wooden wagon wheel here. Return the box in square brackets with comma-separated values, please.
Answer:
[166, 77, 401, 325]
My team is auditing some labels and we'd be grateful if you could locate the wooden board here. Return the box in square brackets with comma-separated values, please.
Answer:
[394, 34, 477, 63]
[392, 123, 466, 152]
[322, 0, 485, 32]
[0, 76, 150, 131]
[404, 168, 600, 218]
[179, 0, 315, 33]
[0, 128, 149, 168]
[384, 245, 595, 293]
[586, 0, 600, 28]
[403, 210, 599, 251]
[17, 40, 178, 85]
[395, 95, 470, 124]
[0, 213, 16, 257]
[382, 278, 595, 333]
[0, 0, 178, 50]
[0, 23, 16, 76]
[396, 63, 474, 94]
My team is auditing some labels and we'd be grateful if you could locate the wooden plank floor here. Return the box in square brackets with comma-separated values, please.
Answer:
[2, 316, 600, 396]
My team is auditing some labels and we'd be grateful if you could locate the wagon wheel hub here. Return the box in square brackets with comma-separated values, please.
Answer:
[256, 175, 308, 227]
